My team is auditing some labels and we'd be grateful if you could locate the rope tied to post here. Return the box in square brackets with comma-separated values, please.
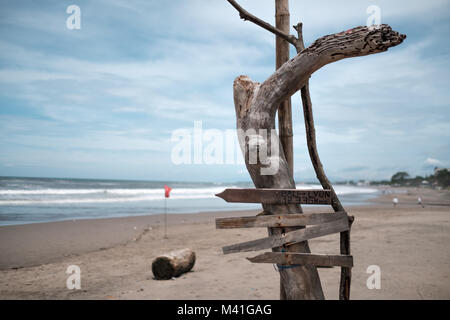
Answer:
[273, 248, 301, 271]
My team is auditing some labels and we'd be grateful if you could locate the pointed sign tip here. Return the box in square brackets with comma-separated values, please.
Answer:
[246, 253, 264, 263]
[215, 190, 226, 200]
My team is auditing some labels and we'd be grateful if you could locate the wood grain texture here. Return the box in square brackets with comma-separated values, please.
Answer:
[216, 211, 347, 229]
[247, 252, 353, 267]
[222, 217, 349, 254]
[276, 0, 293, 179]
[275, 0, 296, 301]
[216, 189, 331, 205]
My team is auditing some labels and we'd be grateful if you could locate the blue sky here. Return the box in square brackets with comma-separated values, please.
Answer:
[0, 0, 449, 182]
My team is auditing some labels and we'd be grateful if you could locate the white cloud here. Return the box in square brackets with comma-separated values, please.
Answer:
[0, 0, 449, 180]
[425, 158, 441, 165]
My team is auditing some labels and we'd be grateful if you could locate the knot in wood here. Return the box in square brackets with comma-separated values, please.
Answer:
[233, 75, 260, 118]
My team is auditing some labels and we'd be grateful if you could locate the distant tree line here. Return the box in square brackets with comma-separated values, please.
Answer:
[369, 168, 450, 189]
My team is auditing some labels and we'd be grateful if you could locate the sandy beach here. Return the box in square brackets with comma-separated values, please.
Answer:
[0, 187, 449, 300]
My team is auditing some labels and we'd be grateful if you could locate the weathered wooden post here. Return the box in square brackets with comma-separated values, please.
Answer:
[221, 0, 405, 300]
[275, 0, 293, 178]
[275, 0, 293, 299]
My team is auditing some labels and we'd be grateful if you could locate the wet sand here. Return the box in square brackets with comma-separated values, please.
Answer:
[0, 187, 449, 299]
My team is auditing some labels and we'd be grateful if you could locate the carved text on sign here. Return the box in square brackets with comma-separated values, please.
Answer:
[280, 190, 330, 205]
[215, 188, 332, 205]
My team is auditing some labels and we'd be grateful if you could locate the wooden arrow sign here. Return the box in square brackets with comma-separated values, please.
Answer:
[222, 217, 349, 254]
[247, 252, 353, 267]
[215, 188, 332, 205]
[216, 211, 347, 229]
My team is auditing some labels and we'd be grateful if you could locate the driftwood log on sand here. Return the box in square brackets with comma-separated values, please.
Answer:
[152, 248, 196, 280]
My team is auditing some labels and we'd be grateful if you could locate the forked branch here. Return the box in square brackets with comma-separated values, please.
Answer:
[226, 0, 300, 49]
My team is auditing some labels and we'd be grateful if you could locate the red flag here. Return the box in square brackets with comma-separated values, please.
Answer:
[164, 185, 172, 198]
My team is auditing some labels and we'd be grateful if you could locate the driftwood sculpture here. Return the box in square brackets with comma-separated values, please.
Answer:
[224, 0, 405, 300]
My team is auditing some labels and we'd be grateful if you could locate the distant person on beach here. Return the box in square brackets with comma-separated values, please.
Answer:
[418, 196, 424, 208]
[393, 197, 398, 208]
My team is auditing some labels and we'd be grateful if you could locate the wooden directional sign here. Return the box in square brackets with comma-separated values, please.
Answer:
[222, 217, 349, 254]
[215, 188, 331, 205]
[247, 252, 353, 268]
[216, 211, 347, 229]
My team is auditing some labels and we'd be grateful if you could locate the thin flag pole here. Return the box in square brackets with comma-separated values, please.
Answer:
[164, 196, 168, 239]
[163, 185, 171, 239]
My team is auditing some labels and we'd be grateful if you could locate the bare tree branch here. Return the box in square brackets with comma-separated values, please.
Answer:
[293, 22, 345, 214]
[294, 21, 353, 300]
[226, 0, 299, 48]
[254, 25, 406, 119]
[293, 22, 304, 50]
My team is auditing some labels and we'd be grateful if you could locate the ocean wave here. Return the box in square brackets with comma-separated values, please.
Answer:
[0, 194, 218, 205]
[0, 187, 232, 196]
[0, 185, 378, 206]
